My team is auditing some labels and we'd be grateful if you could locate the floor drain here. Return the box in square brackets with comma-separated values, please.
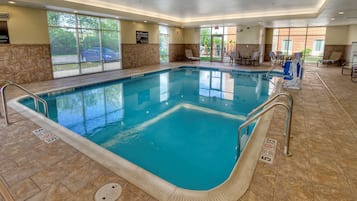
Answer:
[95, 183, 122, 201]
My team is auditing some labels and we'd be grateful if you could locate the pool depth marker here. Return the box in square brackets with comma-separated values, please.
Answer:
[259, 138, 277, 164]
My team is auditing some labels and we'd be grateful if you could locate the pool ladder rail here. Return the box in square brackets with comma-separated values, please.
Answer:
[0, 80, 49, 126]
[237, 92, 293, 159]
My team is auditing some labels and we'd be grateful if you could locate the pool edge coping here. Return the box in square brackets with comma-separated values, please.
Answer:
[8, 66, 282, 201]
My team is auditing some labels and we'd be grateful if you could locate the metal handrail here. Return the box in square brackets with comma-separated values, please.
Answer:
[247, 92, 293, 119]
[1, 80, 48, 126]
[244, 92, 293, 137]
[0, 80, 10, 118]
[237, 101, 292, 159]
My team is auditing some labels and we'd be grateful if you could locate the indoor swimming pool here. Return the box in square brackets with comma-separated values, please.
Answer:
[16, 66, 280, 199]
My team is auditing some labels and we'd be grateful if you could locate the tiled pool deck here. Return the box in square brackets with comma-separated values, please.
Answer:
[0, 62, 356, 201]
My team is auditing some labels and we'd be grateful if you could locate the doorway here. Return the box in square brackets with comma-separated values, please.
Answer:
[211, 35, 223, 62]
[200, 26, 236, 63]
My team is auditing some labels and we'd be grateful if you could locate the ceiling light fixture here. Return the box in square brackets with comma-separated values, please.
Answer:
[338, 11, 344, 15]
[73, 10, 78, 13]
[331, 17, 336, 21]
[144, 20, 147, 23]
[8, 1, 16, 4]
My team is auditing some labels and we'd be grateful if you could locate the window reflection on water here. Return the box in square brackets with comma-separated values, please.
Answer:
[43, 69, 273, 136]
[160, 72, 169, 102]
[55, 83, 124, 135]
[199, 70, 234, 100]
[198, 70, 267, 101]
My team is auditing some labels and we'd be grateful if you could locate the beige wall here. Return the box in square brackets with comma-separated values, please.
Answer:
[169, 27, 184, 44]
[348, 25, 357, 43]
[120, 20, 159, 44]
[183, 28, 200, 44]
[325, 25, 349, 45]
[265, 28, 273, 44]
[0, 5, 49, 44]
[236, 25, 261, 44]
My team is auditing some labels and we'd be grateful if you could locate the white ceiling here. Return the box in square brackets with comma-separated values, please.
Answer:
[5, 0, 357, 27]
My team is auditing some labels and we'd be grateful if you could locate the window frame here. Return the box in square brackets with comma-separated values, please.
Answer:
[47, 11, 121, 78]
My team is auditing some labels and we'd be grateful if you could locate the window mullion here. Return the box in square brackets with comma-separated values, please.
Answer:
[75, 14, 82, 75]
[99, 18, 104, 71]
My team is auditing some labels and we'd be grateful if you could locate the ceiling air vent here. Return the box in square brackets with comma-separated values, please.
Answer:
[0, 13, 9, 21]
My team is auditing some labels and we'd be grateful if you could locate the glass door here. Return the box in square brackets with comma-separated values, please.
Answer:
[211, 35, 223, 62]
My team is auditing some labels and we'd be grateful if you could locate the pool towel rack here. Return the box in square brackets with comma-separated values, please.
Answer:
[237, 92, 293, 158]
[0, 80, 48, 126]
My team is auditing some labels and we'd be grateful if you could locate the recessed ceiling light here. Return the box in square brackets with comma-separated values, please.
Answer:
[8, 1, 16, 4]
[144, 20, 148, 23]
[331, 17, 336, 21]
[73, 10, 78, 13]
[338, 11, 344, 15]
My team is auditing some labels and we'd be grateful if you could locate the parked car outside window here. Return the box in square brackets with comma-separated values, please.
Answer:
[81, 47, 119, 62]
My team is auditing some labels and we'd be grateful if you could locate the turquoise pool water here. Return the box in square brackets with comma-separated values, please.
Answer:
[20, 67, 276, 190]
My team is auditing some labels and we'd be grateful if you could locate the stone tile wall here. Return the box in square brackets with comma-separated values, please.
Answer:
[169, 44, 199, 62]
[236, 44, 260, 58]
[121, 44, 160, 68]
[169, 44, 185, 62]
[0, 44, 53, 84]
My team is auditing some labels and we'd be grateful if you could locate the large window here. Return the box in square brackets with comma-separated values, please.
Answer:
[272, 27, 326, 63]
[282, 40, 292, 55]
[313, 39, 325, 54]
[159, 26, 169, 63]
[48, 11, 121, 78]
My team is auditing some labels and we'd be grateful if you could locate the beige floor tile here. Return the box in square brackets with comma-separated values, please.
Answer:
[60, 160, 105, 193]
[1, 63, 356, 201]
[8, 178, 40, 201]
[91, 169, 128, 189]
[26, 183, 74, 201]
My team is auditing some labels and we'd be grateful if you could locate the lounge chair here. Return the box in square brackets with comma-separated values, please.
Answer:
[352, 64, 357, 82]
[317, 51, 342, 67]
[229, 51, 241, 64]
[269, 51, 277, 65]
[276, 51, 284, 64]
[229, 51, 236, 63]
[185, 49, 200, 63]
[247, 51, 259, 65]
